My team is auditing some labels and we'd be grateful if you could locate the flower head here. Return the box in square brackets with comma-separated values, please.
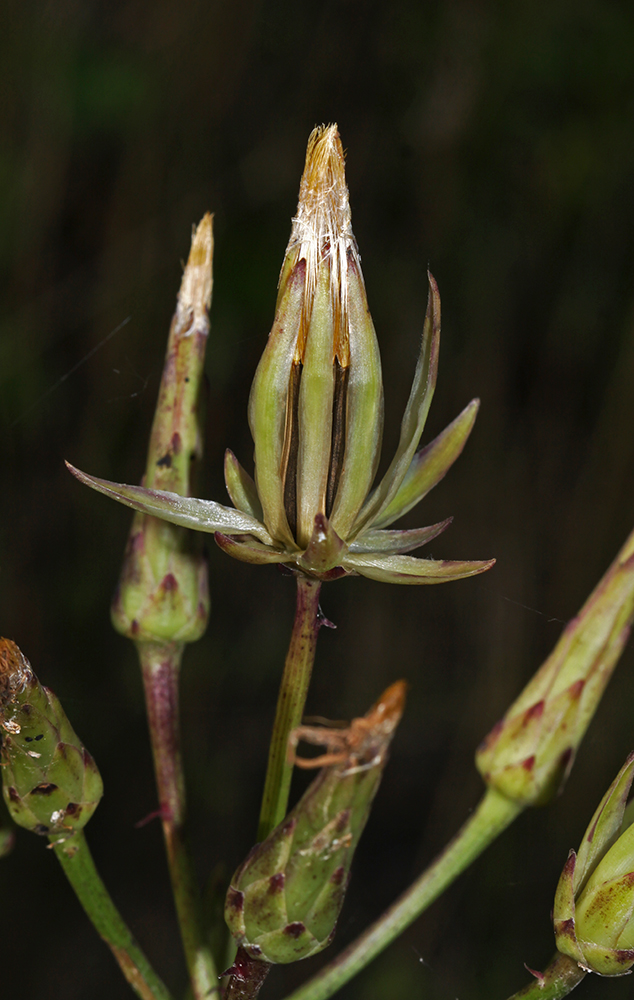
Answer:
[67, 125, 493, 586]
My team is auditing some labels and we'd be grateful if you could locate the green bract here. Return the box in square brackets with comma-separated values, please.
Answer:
[554, 754, 634, 976]
[0, 639, 103, 841]
[67, 126, 493, 587]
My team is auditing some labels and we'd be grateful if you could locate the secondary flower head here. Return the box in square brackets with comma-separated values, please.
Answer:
[476, 527, 634, 806]
[224, 681, 406, 964]
[67, 125, 493, 586]
[554, 754, 634, 975]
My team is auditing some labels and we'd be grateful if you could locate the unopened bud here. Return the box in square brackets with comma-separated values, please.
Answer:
[225, 681, 406, 963]
[111, 214, 213, 643]
[0, 639, 103, 840]
[476, 528, 634, 806]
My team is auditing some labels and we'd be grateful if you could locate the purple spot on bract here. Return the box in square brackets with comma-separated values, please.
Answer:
[31, 783, 58, 795]
[227, 888, 244, 912]
[284, 922, 306, 939]
[66, 802, 80, 816]
[330, 865, 345, 886]
[335, 810, 350, 833]
[8, 787, 19, 802]
[269, 873, 285, 893]
[162, 573, 178, 592]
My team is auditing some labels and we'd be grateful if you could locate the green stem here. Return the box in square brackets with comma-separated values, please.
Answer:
[52, 830, 173, 1000]
[257, 574, 322, 841]
[282, 786, 522, 1000]
[138, 641, 219, 999]
[505, 952, 586, 1000]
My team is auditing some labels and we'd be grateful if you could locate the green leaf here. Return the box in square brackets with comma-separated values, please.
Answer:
[349, 518, 452, 555]
[342, 551, 495, 585]
[351, 272, 441, 537]
[66, 463, 274, 544]
[373, 398, 479, 529]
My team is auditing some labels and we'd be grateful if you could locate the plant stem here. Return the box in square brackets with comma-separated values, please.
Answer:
[505, 952, 586, 1000]
[139, 641, 219, 999]
[257, 574, 322, 841]
[282, 786, 522, 1000]
[52, 830, 173, 1000]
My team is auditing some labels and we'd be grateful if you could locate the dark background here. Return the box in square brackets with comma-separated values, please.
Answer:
[2, 1, 634, 998]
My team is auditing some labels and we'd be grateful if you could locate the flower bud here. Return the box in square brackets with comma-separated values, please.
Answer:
[225, 681, 406, 964]
[69, 130, 493, 589]
[111, 214, 213, 643]
[554, 754, 634, 975]
[0, 638, 103, 841]
[476, 528, 634, 806]
[248, 125, 383, 551]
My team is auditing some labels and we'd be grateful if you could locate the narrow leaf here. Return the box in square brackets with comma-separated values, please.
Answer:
[66, 463, 274, 544]
[373, 398, 479, 529]
[342, 551, 495, 585]
[349, 518, 453, 555]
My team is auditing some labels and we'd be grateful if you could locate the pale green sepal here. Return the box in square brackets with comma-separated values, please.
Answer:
[224, 450, 264, 521]
[297, 514, 347, 575]
[65, 463, 274, 545]
[350, 272, 440, 538]
[373, 398, 479, 530]
[349, 518, 452, 555]
[248, 260, 305, 548]
[296, 267, 335, 548]
[575, 753, 634, 896]
[214, 533, 293, 566]
[342, 551, 495, 585]
[328, 253, 384, 540]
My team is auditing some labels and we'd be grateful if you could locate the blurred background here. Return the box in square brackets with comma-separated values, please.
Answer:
[2, 1, 634, 997]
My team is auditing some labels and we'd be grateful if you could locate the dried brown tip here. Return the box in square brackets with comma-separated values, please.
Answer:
[365, 680, 408, 732]
[176, 212, 214, 334]
[0, 638, 32, 705]
[287, 124, 358, 364]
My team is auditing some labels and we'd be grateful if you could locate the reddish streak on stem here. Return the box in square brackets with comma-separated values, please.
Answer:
[139, 641, 219, 1000]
